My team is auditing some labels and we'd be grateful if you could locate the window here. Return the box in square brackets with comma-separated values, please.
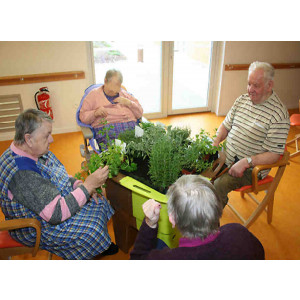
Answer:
[90, 41, 221, 118]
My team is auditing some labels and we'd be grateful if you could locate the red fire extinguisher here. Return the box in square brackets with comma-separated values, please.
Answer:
[34, 87, 54, 119]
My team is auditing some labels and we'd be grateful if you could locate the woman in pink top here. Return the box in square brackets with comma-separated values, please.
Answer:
[79, 69, 143, 148]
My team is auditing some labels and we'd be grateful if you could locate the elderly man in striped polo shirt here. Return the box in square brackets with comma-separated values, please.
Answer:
[213, 61, 290, 208]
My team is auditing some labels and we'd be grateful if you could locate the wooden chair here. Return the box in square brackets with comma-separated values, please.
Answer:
[0, 218, 41, 259]
[227, 151, 290, 228]
[286, 113, 300, 158]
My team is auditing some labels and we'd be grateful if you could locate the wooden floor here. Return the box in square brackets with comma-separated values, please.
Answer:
[1, 110, 300, 260]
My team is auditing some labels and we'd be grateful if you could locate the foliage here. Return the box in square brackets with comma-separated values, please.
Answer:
[76, 121, 137, 194]
[118, 122, 166, 159]
[93, 41, 111, 48]
[149, 135, 182, 192]
[117, 122, 223, 193]
[74, 172, 85, 181]
[182, 129, 221, 173]
[77, 121, 223, 195]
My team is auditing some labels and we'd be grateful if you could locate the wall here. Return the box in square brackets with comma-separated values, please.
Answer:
[215, 41, 300, 116]
[1, 41, 299, 141]
[0, 41, 93, 141]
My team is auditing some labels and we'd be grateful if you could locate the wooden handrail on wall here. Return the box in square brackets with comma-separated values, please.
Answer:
[0, 71, 85, 86]
[225, 63, 300, 71]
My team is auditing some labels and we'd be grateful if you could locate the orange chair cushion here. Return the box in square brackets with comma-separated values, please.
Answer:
[235, 175, 273, 192]
[0, 231, 24, 249]
[290, 114, 300, 126]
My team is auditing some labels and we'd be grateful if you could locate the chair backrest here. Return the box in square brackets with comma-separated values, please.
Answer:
[76, 83, 131, 155]
[76, 84, 104, 154]
[76, 83, 129, 128]
[76, 83, 104, 129]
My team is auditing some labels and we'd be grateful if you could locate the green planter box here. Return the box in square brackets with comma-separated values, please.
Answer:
[105, 152, 226, 254]
[106, 173, 180, 253]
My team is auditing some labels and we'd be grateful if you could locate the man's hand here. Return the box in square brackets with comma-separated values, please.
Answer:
[228, 158, 249, 177]
[142, 199, 161, 228]
[94, 107, 108, 118]
[83, 166, 109, 195]
[212, 123, 228, 147]
[114, 97, 132, 107]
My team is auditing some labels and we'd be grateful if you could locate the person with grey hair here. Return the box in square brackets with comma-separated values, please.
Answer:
[130, 175, 264, 259]
[0, 109, 119, 259]
[79, 69, 143, 147]
[213, 61, 290, 208]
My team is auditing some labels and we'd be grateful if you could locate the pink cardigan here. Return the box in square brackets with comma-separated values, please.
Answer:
[79, 86, 143, 128]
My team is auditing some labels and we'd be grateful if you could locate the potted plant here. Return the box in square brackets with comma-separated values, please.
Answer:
[117, 122, 223, 193]
[75, 121, 224, 252]
[76, 121, 223, 194]
[75, 123, 137, 194]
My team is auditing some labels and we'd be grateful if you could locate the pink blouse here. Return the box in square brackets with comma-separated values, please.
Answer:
[79, 86, 143, 128]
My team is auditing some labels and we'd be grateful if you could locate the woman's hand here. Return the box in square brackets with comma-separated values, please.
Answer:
[114, 97, 132, 107]
[83, 166, 109, 195]
[142, 199, 161, 228]
[94, 107, 108, 118]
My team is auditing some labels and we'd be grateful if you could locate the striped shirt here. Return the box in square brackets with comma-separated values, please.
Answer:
[223, 91, 290, 178]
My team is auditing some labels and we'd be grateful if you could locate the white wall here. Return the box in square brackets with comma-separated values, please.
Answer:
[1, 41, 299, 141]
[215, 41, 300, 116]
[0, 41, 93, 140]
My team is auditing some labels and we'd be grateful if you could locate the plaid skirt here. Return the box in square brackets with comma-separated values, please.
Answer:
[93, 121, 136, 148]
[9, 196, 114, 260]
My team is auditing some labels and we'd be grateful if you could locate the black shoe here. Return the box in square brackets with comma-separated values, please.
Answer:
[101, 242, 119, 256]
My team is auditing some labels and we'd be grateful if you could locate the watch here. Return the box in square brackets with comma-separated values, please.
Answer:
[246, 157, 254, 168]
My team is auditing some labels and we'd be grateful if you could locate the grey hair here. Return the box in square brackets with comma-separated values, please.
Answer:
[167, 175, 223, 239]
[14, 109, 53, 145]
[104, 69, 123, 84]
[248, 61, 275, 83]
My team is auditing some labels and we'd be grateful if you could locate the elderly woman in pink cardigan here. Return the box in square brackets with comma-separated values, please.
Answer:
[79, 69, 143, 148]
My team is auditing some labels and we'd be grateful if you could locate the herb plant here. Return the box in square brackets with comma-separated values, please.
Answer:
[76, 121, 223, 195]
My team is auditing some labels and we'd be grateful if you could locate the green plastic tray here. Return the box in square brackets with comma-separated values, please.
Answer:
[119, 176, 180, 248]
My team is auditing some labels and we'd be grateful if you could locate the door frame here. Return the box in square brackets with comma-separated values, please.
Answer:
[87, 41, 223, 119]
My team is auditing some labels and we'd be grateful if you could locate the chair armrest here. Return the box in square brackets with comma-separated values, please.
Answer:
[251, 151, 290, 190]
[81, 126, 94, 139]
[0, 218, 42, 256]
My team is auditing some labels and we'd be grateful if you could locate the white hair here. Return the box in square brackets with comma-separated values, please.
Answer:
[14, 109, 53, 145]
[104, 69, 123, 84]
[248, 61, 275, 83]
[167, 175, 223, 239]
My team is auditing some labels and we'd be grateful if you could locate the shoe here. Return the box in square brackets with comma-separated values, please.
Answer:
[101, 242, 119, 256]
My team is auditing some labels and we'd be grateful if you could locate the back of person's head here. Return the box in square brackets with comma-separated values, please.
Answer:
[248, 61, 275, 83]
[167, 175, 223, 239]
[105, 69, 123, 84]
[14, 109, 52, 145]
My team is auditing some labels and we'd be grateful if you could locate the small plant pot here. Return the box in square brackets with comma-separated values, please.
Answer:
[181, 169, 196, 175]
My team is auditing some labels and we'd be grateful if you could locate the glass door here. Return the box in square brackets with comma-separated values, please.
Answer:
[169, 41, 213, 114]
[92, 41, 162, 117]
[91, 41, 216, 119]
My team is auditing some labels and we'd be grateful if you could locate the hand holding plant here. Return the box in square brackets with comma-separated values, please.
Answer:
[82, 165, 109, 196]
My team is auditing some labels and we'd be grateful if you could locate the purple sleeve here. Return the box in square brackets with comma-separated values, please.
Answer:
[130, 219, 159, 259]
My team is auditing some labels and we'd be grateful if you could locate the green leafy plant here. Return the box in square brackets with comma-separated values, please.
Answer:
[118, 122, 187, 160]
[117, 122, 223, 193]
[149, 135, 182, 193]
[182, 129, 222, 173]
[76, 121, 223, 195]
[76, 121, 137, 194]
